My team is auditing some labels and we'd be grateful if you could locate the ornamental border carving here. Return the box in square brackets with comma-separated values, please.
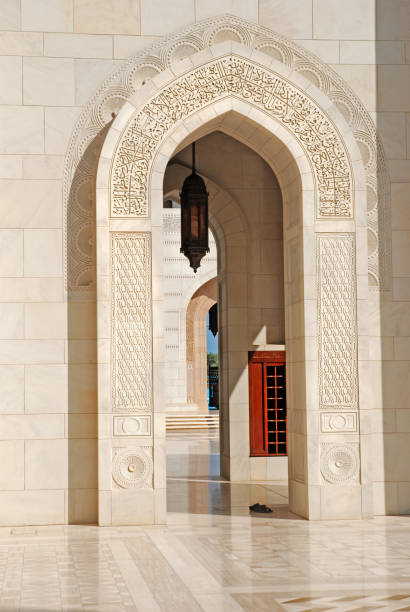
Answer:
[63, 14, 390, 293]
[320, 412, 357, 433]
[111, 56, 353, 220]
[113, 415, 152, 437]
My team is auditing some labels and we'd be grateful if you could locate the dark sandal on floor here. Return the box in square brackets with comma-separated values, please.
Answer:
[249, 503, 272, 513]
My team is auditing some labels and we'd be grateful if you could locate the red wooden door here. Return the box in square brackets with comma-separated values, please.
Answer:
[248, 351, 287, 457]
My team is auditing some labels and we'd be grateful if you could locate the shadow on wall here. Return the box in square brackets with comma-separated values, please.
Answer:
[376, 1, 410, 516]
[66, 123, 113, 524]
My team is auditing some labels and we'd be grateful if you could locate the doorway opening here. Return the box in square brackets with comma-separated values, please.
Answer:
[164, 129, 290, 518]
[207, 303, 219, 411]
[163, 193, 221, 515]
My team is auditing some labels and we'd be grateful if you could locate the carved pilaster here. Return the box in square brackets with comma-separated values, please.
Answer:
[317, 234, 357, 411]
[111, 232, 152, 413]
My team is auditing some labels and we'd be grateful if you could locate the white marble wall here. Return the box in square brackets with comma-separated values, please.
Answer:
[162, 208, 217, 412]
[0, 0, 409, 523]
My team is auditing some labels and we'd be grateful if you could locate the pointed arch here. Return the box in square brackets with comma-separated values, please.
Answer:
[92, 34, 372, 524]
[64, 14, 389, 295]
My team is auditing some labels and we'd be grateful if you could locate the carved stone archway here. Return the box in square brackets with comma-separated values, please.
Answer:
[93, 35, 370, 525]
[62, 16, 390, 524]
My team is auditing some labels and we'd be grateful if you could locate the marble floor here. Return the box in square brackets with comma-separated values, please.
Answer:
[0, 432, 410, 611]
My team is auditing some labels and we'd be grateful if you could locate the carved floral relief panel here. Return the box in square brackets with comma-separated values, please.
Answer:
[317, 234, 357, 410]
[111, 232, 152, 413]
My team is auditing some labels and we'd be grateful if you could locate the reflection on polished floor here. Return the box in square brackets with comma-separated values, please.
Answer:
[0, 432, 410, 611]
[166, 432, 290, 517]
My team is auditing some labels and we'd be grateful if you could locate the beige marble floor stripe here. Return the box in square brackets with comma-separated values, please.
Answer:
[195, 592, 246, 612]
[149, 531, 247, 611]
[109, 540, 162, 612]
[148, 531, 222, 593]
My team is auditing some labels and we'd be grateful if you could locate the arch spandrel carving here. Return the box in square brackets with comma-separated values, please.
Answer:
[64, 14, 390, 292]
[111, 56, 353, 222]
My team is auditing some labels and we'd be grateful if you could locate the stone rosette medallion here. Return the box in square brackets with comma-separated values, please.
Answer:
[320, 443, 360, 484]
[112, 447, 153, 489]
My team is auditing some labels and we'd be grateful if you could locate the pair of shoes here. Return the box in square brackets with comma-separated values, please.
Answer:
[249, 502, 272, 513]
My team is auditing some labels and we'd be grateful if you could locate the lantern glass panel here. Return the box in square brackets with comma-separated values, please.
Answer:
[182, 208, 189, 244]
[191, 203, 199, 240]
[199, 204, 206, 242]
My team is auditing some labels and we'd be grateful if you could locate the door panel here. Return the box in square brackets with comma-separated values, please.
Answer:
[248, 351, 287, 457]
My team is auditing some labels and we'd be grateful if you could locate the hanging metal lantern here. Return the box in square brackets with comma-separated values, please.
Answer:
[208, 303, 218, 337]
[180, 142, 209, 272]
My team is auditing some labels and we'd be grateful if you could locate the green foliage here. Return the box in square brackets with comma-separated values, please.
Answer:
[207, 353, 218, 367]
